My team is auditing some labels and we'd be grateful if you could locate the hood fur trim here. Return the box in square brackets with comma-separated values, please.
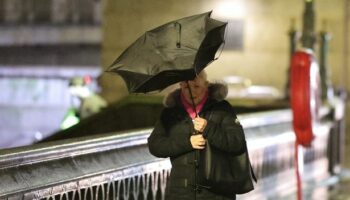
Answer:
[163, 82, 228, 107]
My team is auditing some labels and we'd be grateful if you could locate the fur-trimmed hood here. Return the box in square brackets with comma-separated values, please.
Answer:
[163, 82, 228, 107]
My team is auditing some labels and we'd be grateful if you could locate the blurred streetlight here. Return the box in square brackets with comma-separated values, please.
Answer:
[214, 0, 246, 20]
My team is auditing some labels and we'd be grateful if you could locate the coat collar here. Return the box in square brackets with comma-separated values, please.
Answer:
[163, 82, 228, 108]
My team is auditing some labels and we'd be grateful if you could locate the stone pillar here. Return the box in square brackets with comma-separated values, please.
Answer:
[71, 0, 80, 23]
[319, 22, 334, 101]
[3, 0, 23, 23]
[0, 0, 4, 22]
[77, 0, 94, 23]
[93, 0, 102, 24]
[23, 0, 35, 23]
[284, 18, 300, 99]
[51, 0, 70, 24]
[301, 0, 316, 49]
[32, 0, 51, 23]
[344, 0, 350, 169]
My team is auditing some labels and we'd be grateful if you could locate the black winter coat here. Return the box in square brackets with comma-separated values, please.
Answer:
[148, 84, 244, 200]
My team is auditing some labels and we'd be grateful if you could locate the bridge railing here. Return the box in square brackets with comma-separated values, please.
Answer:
[0, 108, 334, 200]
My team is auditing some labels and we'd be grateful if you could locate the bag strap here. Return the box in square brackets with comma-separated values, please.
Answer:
[250, 164, 257, 183]
[242, 139, 257, 183]
[246, 147, 257, 183]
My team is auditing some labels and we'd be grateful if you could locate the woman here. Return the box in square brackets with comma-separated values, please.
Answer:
[148, 71, 245, 200]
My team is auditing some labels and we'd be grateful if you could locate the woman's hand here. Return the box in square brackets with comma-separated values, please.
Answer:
[193, 117, 207, 133]
[190, 134, 206, 149]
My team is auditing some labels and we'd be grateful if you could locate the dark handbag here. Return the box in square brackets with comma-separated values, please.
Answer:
[198, 140, 257, 197]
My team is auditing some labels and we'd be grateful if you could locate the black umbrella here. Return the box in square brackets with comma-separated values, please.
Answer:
[107, 11, 227, 93]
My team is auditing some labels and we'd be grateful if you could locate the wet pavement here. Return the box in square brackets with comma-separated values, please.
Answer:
[328, 170, 350, 200]
[280, 169, 350, 200]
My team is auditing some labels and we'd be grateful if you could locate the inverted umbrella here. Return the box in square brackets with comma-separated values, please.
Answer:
[107, 11, 227, 93]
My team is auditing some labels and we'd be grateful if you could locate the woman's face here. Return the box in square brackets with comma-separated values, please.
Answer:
[180, 73, 208, 105]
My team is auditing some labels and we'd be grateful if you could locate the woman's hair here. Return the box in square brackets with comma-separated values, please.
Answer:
[197, 70, 207, 81]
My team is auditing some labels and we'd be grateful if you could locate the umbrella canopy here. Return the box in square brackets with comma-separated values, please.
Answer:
[107, 11, 227, 93]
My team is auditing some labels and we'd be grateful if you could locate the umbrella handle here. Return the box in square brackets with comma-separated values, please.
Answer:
[174, 22, 182, 48]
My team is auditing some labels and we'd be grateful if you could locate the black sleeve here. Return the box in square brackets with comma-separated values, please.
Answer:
[147, 110, 193, 158]
[202, 101, 245, 154]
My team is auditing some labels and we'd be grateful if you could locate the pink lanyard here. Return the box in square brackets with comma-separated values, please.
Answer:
[180, 91, 208, 119]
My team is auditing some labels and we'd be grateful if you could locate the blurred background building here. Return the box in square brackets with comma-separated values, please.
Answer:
[0, 0, 102, 147]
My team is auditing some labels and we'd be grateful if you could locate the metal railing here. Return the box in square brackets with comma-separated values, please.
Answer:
[0, 129, 171, 200]
[0, 109, 334, 200]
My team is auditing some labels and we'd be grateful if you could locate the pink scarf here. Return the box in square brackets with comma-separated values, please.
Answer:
[180, 91, 208, 119]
